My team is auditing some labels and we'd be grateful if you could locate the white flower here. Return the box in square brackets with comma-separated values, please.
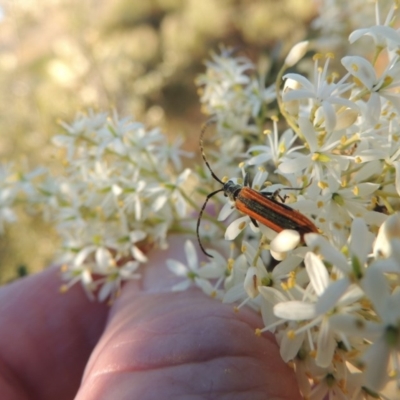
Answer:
[279, 117, 349, 183]
[95, 112, 145, 157]
[119, 175, 147, 220]
[305, 218, 374, 294]
[274, 250, 364, 368]
[246, 118, 299, 167]
[350, 24, 400, 48]
[54, 111, 108, 161]
[330, 267, 400, 392]
[342, 55, 400, 121]
[312, 0, 378, 53]
[240, 242, 305, 330]
[155, 168, 191, 219]
[258, 286, 290, 333]
[307, 177, 381, 244]
[349, 2, 400, 50]
[155, 136, 193, 171]
[283, 55, 356, 132]
[166, 240, 223, 296]
[308, 364, 356, 400]
[195, 47, 268, 139]
[60, 245, 97, 300]
[244, 76, 276, 118]
[98, 260, 141, 302]
[196, 47, 253, 115]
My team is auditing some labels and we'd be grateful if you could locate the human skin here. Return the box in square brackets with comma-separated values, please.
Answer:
[0, 237, 302, 400]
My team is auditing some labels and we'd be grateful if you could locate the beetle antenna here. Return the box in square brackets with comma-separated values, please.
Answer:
[200, 120, 224, 185]
[196, 187, 224, 258]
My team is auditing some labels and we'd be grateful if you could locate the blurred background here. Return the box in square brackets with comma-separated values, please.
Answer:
[0, 0, 317, 282]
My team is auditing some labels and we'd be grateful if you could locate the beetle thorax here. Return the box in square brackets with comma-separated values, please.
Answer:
[223, 180, 242, 201]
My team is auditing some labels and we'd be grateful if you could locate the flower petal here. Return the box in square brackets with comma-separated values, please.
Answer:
[225, 216, 249, 240]
[274, 301, 316, 320]
[305, 252, 329, 296]
[341, 56, 376, 89]
[316, 320, 336, 367]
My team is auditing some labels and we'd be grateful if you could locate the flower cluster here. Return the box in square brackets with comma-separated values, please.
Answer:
[312, 0, 395, 55]
[165, 1, 400, 398]
[0, 110, 193, 301]
[53, 111, 195, 302]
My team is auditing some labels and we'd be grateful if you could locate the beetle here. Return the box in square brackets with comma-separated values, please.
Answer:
[196, 123, 318, 257]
